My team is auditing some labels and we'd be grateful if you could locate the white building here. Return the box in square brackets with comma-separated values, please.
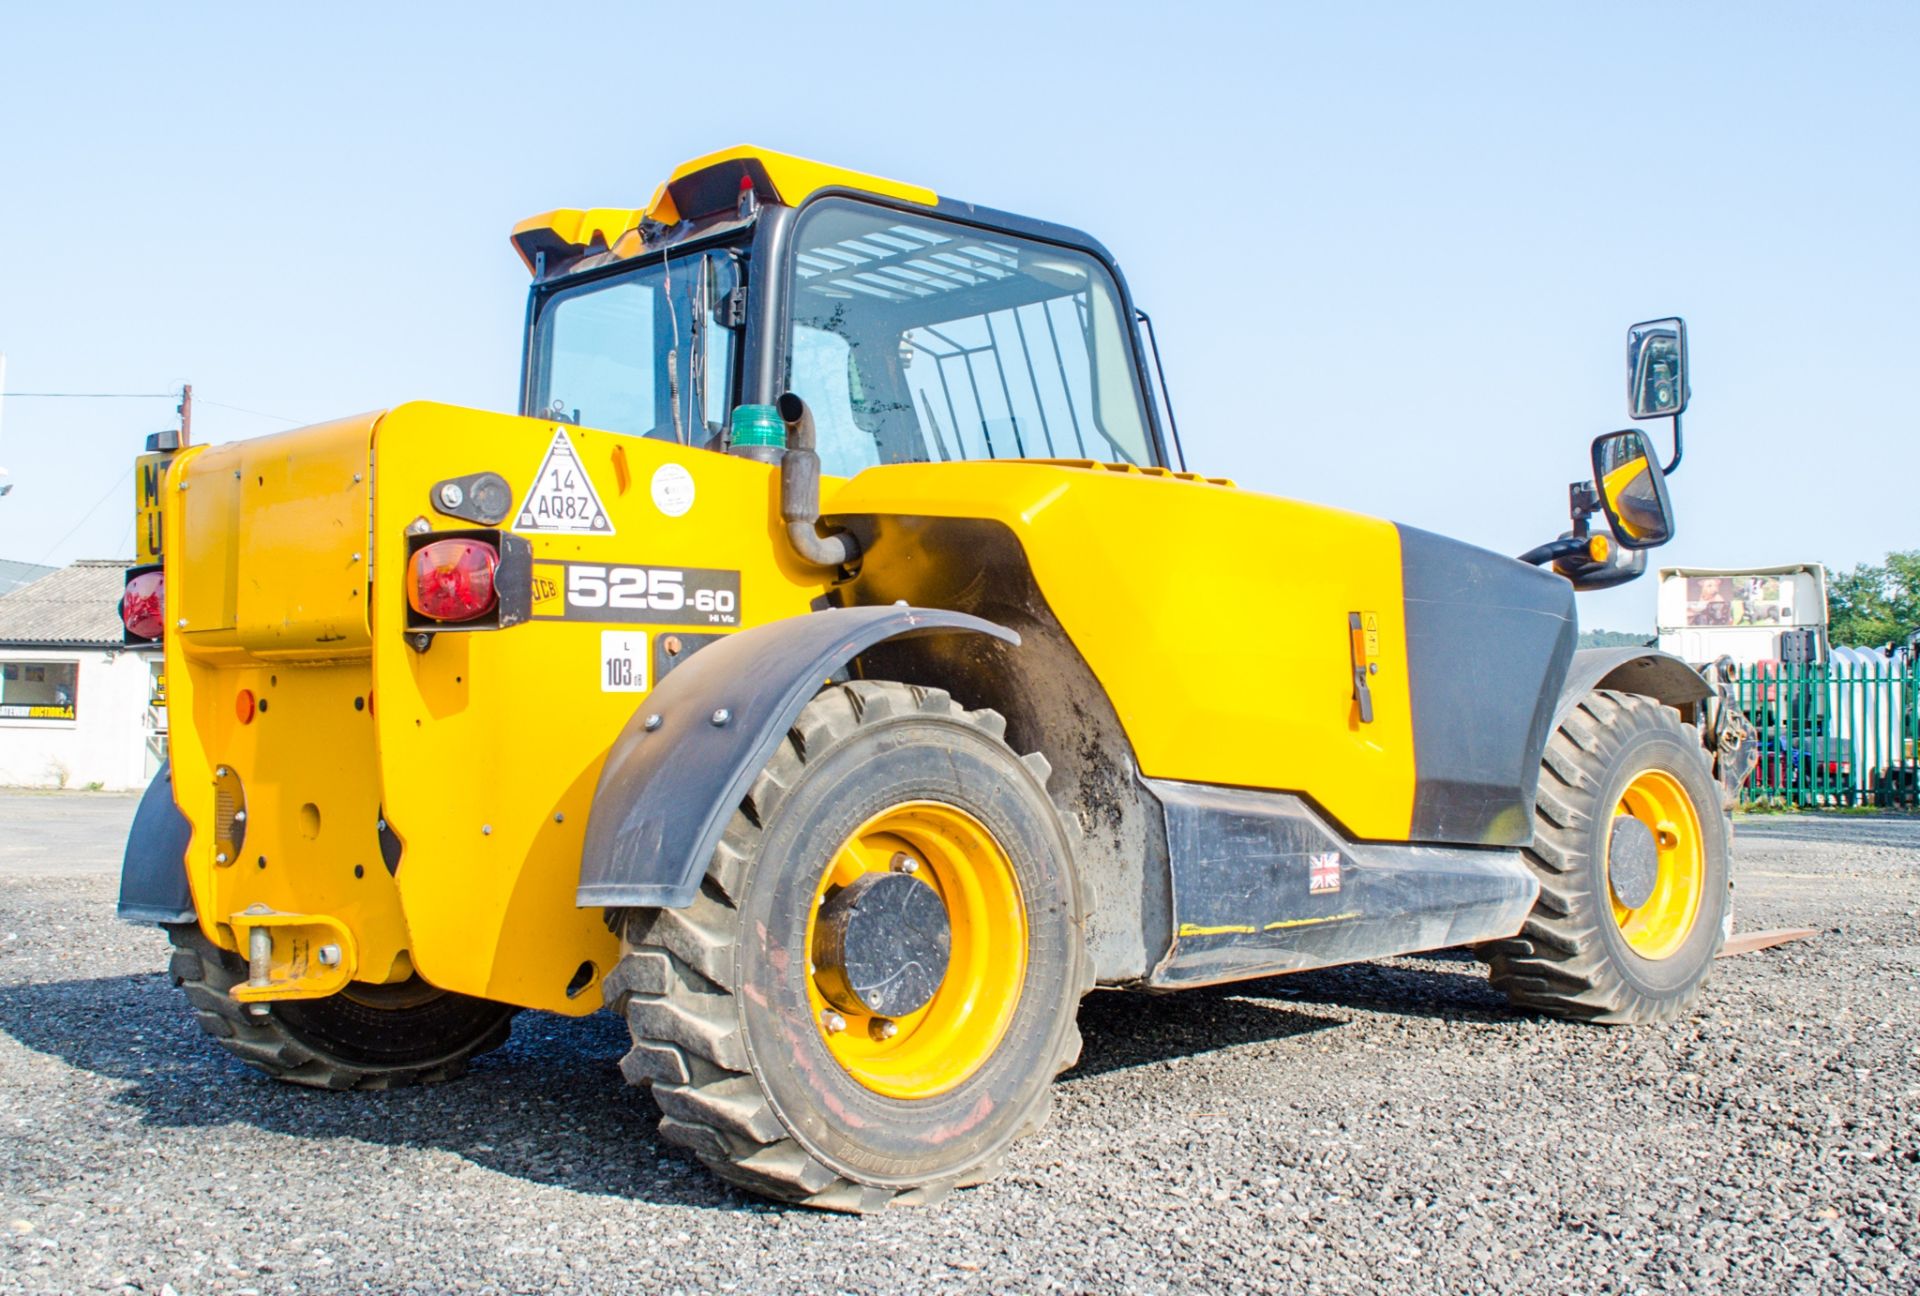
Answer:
[0, 559, 164, 791]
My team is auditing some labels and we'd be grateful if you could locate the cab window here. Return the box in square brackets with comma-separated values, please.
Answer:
[785, 199, 1155, 477]
[530, 250, 739, 445]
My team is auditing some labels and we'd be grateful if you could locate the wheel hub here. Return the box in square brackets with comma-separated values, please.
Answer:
[1606, 815, 1660, 910]
[812, 871, 952, 1019]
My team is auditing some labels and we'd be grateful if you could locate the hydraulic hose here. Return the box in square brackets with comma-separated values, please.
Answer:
[777, 392, 861, 569]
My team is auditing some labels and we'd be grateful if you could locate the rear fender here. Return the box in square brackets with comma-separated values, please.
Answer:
[116, 761, 195, 924]
[577, 605, 1018, 909]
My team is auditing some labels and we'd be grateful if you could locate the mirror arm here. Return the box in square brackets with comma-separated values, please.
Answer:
[1662, 410, 1683, 476]
[1518, 535, 1592, 567]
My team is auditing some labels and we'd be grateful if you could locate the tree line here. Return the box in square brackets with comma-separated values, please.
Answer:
[1828, 550, 1920, 649]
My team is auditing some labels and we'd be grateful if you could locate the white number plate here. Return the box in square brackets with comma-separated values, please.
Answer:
[600, 632, 649, 693]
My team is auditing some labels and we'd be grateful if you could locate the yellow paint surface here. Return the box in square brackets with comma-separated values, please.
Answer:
[827, 460, 1419, 840]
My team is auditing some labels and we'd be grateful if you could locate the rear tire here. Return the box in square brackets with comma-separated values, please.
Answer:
[164, 923, 517, 1089]
[1480, 689, 1731, 1024]
[606, 680, 1088, 1211]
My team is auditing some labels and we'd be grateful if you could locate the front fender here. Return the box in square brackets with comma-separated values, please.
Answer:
[577, 605, 1019, 909]
[1551, 648, 1711, 732]
[116, 761, 195, 925]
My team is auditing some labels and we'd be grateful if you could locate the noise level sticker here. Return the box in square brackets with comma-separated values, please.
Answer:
[516, 428, 613, 534]
[600, 631, 649, 693]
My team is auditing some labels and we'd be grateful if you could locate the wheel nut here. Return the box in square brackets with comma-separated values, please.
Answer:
[821, 1010, 847, 1035]
[872, 1019, 899, 1041]
[889, 852, 919, 875]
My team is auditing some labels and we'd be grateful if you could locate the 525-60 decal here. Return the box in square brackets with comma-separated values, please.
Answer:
[530, 561, 741, 626]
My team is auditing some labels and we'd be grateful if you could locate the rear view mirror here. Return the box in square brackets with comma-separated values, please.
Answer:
[1591, 429, 1674, 549]
[1627, 317, 1688, 420]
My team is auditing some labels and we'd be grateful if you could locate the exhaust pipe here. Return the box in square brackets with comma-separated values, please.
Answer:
[777, 392, 861, 569]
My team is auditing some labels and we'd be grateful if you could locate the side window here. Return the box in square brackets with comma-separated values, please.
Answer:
[534, 251, 739, 445]
[785, 200, 1155, 477]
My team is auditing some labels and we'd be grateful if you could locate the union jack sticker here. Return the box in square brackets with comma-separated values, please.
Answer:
[1309, 851, 1342, 895]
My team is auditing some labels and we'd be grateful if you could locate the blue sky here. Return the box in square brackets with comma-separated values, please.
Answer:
[0, 2, 1913, 629]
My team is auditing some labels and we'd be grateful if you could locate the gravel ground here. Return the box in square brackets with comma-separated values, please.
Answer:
[1, 792, 1915, 1295]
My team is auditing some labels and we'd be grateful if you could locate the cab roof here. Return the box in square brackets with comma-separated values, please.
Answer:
[510, 145, 937, 276]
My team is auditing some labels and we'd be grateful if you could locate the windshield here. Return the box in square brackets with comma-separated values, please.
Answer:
[528, 249, 740, 445]
[785, 199, 1155, 477]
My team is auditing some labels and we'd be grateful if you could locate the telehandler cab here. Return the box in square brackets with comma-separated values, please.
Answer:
[118, 147, 1740, 1210]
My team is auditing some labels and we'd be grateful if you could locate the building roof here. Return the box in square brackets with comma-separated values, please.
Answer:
[0, 559, 133, 648]
[0, 559, 55, 596]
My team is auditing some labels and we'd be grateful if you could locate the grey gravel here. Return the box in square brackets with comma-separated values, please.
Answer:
[1, 791, 1915, 1294]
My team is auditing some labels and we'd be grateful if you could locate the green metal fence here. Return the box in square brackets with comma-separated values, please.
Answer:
[1729, 661, 1920, 808]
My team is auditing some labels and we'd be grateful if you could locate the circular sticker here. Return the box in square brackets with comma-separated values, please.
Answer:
[651, 463, 695, 518]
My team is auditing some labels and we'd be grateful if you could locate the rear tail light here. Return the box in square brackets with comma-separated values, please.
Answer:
[122, 569, 166, 640]
[407, 538, 499, 623]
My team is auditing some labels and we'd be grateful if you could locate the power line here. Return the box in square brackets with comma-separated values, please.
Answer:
[2, 392, 177, 399]
[196, 398, 302, 425]
[35, 463, 136, 565]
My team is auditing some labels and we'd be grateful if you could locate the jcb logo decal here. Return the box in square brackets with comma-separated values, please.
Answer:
[530, 561, 740, 626]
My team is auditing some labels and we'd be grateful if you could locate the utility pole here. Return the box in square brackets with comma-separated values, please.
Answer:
[0, 352, 11, 497]
[178, 382, 193, 447]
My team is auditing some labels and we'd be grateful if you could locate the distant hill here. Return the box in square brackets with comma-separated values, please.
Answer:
[1578, 628, 1656, 649]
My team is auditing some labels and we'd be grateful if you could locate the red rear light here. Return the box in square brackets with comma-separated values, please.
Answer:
[408, 539, 499, 623]
[122, 570, 165, 640]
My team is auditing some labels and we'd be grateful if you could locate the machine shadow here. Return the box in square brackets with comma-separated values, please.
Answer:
[0, 971, 752, 1211]
[1, 952, 1514, 1202]
[1064, 949, 1512, 1081]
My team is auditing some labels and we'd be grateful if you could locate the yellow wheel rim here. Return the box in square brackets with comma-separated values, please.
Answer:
[803, 801, 1027, 1099]
[1609, 769, 1705, 960]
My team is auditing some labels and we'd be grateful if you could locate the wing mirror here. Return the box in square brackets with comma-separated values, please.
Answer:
[1627, 317, 1688, 420]
[1590, 428, 1674, 549]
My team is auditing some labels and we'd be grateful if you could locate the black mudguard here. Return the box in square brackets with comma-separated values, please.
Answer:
[116, 761, 196, 925]
[577, 605, 1019, 910]
[1551, 648, 1711, 731]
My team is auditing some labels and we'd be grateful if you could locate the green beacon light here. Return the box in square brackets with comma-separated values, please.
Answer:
[728, 403, 787, 463]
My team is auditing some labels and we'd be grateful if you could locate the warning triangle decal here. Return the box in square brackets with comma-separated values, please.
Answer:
[514, 428, 614, 535]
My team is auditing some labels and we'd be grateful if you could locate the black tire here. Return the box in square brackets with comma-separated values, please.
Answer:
[1480, 690, 1731, 1024]
[164, 923, 517, 1090]
[605, 680, 1088, 1211]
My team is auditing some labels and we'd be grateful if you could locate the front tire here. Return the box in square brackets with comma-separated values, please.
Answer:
[165, 924, 517, 1089]
[1480, 689, 1731, 1024]
[606, 680, 1087, 1211]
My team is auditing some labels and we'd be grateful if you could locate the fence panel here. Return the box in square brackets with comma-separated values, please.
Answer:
[1733, 661, 1920, 808]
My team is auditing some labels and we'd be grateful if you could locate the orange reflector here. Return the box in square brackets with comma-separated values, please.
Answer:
[1587, 533, 1612, 563]
[236, 689, 255, 724]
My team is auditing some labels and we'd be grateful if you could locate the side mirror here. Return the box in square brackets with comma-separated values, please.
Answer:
[1627, 317, 1688, 420]
[1591, 428, 1674, 549]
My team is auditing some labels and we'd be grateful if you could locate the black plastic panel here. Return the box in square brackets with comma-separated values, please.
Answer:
[1398, 525, 1577, 845]
[116, 762, 196, 925]
[577, 605, 1018, 909]
[1146, 779, 1537, 989]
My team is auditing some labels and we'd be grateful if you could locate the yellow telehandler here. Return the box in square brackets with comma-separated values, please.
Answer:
[117, 147, 1739, 1209]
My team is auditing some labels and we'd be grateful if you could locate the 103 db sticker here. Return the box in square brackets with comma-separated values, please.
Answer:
[531, 560, 741, 626]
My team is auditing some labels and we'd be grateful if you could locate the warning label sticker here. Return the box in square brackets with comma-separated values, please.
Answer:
[515, 428, 614, 535]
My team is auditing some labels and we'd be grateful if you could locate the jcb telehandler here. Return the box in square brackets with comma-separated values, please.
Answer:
[118, 147, 1740, 1210]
